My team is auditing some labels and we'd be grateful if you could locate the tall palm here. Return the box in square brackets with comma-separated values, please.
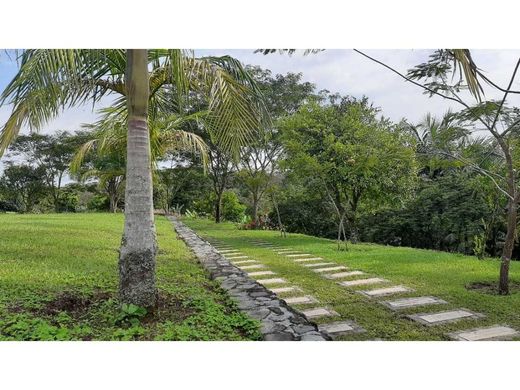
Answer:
[0, 49, 264, 308]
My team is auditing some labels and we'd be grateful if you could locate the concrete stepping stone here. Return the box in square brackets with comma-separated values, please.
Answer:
[277, 250, 299, 254]
[286, 253, 312, 257]
[302, 307, 340, 319]
[339, 277, 387, 287]
[358, 285, 412, 297]
[381, 296, 447, 310]
[408, 309, 484, 326]
[314, 266, 348, 273]
[448, 325, 519, 341]
[239, 264, 266, 270]
[248, 270, 276, 277]
[219, 250, 241, 254]
[303, 262, 334, 268]
[270, 286, 302, 294]
[233, 260, 258, 265]
[257, 278, 287, 285]
[284, 296, 318, 305]
[318, 320, 365, 337]
[325, 271, 365, 279]
[294, 257, 324, 263]
[226, 255, 248, 259]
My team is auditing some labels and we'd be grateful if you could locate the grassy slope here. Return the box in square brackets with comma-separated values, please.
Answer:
[185, 218, 520, 341]
[0, 213, 260, 341]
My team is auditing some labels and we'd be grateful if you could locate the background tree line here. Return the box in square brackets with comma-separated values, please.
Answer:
[1, 62, 518, 264]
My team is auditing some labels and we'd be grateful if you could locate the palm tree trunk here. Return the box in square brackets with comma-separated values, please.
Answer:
[119, 49, 157, 309]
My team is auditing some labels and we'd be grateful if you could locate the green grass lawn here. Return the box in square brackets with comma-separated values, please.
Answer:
[185, 217, 520, 341]
[0, 213, 261, 341]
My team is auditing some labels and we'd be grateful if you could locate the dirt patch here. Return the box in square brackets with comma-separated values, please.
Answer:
[142, 292, 196, 325]
[38, 290, 112, 317]
[466, 281, 520, 295]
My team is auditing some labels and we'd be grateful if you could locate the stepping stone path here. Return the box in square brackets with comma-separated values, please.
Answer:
[284, 296, 318, 305]
[339, 277, 387, 287]
[226, 255, 248, 259]
[325, 271, 365, 279]
[303, 262, 334, 268]
[408, 309, 484, 326]
[171, 226, 329, 341]
[381, 296, 447, 310]
[247, 238, 520, 341]
[294, 257, 324, 262]
[248, 270, 276, 277]
[233, 260, 258, 265]
[358, 285, 412, 297]
[448, 325, 520, 341]
[302, 307, 339, 319]
[239, 264, 265, 270]
[313, 266, 348, 273]
[258, 278, 287, 285]
[318, 321, 366, 338]
[271, 286, 301, 294]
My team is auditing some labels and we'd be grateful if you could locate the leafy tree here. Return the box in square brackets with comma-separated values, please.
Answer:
[280, 95, 417, 245]
[5, 131, 87, 212]
[0, 163, 47, 212]
[237, 67, 316, 225]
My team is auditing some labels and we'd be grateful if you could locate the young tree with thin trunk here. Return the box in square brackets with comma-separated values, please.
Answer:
[355, 49, 520, 295]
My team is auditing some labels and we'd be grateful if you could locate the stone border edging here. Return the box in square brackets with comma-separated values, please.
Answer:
[168, 217, 330, 341]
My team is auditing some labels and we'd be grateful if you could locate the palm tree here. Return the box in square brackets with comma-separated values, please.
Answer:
[0, 49, 264, 308]
[408, 111, 470, 178]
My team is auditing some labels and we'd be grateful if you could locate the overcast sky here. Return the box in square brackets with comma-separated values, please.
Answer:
[1, 49, 520, 170]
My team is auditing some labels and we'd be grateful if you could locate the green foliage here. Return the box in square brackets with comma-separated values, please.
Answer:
[0, 164, 48, 212]
[221, 191, 246, 222]
[279, 94, 417, 241]
[87, 194, 110, 211]
[359, 172, 497, 254]
[192, 190, 247, 222]
[0, 214, 260, 341]
[115, 304, 147, 327]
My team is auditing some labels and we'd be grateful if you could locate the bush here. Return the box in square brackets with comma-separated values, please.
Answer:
[221, 191, 246, 222]
[87, 194, 110, 211]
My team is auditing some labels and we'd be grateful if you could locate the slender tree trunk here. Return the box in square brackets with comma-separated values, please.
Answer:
[499, 197, 517, 295]
[215, 189, 224, 223]
[252, 193, 259, 227]
[215, 190, 223, 223]
[119, 49, 157, 309]
[271, 193, 285, 237]
[109, 192, 117, 213]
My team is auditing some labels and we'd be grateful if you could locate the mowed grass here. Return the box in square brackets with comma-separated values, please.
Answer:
[185, 218, 520, 341]
[0, 213, 261, 341]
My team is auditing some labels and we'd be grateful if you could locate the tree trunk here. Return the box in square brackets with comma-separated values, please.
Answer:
[271, 193, 286, 237]
[499, 198, 517, 295]
[252, 194, 259, 227]
[109, 192, 117, 213]
[119, 49, 157, 309]
[215, 190, 223, 223]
